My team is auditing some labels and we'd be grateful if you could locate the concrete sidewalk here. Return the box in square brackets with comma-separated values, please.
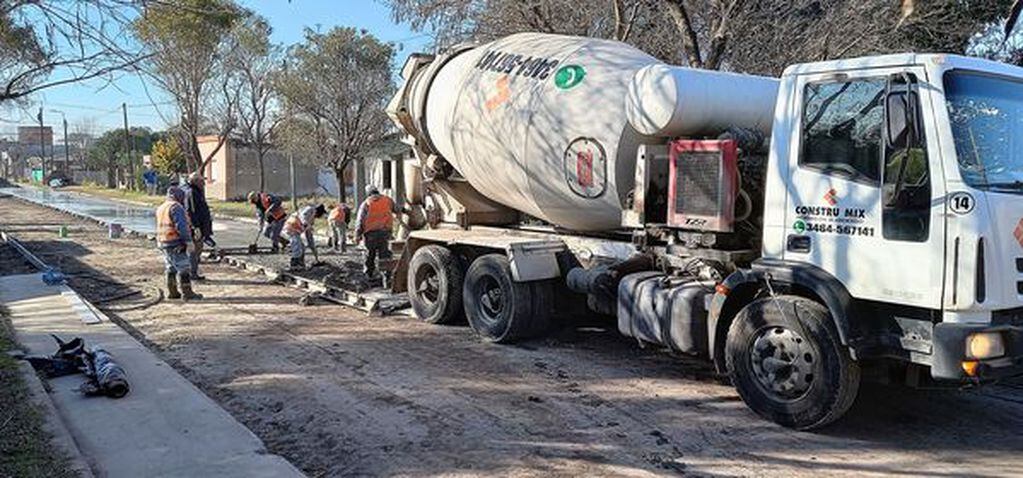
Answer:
[0, 273, 304, 478]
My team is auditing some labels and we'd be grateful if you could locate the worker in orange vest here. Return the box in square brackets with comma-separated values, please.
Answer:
[284, 203, 327, 271]
[155, 186, 202, 300]
[247, 191, 289, 252]
[354, 185, 401, 277]
[327, 203, 351, 253]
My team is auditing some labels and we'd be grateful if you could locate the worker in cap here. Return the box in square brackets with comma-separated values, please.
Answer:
[327, 202, 351, 253]
[155, 186, 202, 300]
[354, 184, 403, 278]
[182, 172, 213, 279]
[284, 203, 327, 271]
[248, 190, 289, 252]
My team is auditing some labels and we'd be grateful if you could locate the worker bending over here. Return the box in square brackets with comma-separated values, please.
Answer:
[248, 191, 288, 252]
[355, 185, 401, 278]
[155, 186, 202, 300]
[328, 203, 350, 253]
[284, 203, 327, 271]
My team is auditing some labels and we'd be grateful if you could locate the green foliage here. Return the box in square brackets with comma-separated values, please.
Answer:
[85, 127, 159, 187]
[275, 27, 394, 173]
[151, 138, 186, 175]
[133, 0, 248, 167]
[133, 0, 244, 74]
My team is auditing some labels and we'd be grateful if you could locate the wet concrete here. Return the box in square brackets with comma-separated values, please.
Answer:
[1, 186, 156, 234]
[1, 185, 261, 249]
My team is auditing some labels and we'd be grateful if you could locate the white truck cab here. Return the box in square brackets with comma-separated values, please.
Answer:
[743, 54, 1022, 377]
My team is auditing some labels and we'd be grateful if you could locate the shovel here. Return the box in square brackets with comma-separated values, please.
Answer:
[247, 227, 261, 254]
[309, 247, 327, 268]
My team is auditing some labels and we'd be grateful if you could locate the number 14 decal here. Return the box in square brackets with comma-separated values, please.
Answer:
[949, 191, 975, 215]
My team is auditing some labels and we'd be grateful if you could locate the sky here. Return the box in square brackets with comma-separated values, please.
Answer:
[3, 0, 431, 140]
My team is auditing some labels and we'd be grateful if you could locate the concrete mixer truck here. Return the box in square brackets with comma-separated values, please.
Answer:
[386, 32, 1023, 429]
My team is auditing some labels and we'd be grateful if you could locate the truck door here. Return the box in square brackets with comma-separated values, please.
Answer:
[783, 67, 946, 310]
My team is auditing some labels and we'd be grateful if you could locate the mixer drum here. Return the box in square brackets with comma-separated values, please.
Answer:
[411, 33, 778, 231]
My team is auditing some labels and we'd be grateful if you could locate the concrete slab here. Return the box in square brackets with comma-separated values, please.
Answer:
[0, 274, 304, 478]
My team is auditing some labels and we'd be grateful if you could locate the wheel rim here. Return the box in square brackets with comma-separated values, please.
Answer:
[749, 326, 815, 401]
[413, 263, 439, 306]
[476, 275, 504, 325]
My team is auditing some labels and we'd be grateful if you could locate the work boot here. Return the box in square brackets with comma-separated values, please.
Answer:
[178, 273, 203, 301]
[165, 271, 181, 299]
[289, 257, 305, 272]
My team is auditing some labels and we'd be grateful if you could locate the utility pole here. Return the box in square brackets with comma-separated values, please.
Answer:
[62, 117, 69, 174]
[37, 107, 45, 181]
[122, 103, 133, 190]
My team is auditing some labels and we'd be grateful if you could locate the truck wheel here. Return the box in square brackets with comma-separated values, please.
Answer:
[463, 254, 552, 343]
[726, 295, 860, 430]
[408, 245, 465, 324]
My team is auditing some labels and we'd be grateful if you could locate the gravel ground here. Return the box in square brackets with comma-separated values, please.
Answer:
[3, 195, 1023, 477]
[0, 243, 38, 275]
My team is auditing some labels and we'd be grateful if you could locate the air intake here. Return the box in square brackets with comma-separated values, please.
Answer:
[666, 139, 738, 232]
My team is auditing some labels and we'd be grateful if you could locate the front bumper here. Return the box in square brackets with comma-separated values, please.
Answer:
[932, 322, 1023, 381]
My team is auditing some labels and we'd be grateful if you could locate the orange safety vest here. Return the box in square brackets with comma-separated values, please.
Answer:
[260, 193, 287, 221]
[156, 200, 190, 243]
[328, 206, 345, 224]
[362, 195, 394, 233]
[284, 213, 305, 235]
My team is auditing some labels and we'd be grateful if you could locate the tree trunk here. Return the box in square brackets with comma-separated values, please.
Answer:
[257, 149, 266, 192]
[334, 167, 346, 204]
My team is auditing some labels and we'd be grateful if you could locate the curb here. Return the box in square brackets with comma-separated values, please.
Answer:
[16, 361, 97, 478]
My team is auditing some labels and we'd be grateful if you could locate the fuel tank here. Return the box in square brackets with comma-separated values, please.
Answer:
[390, 33, 779, 231]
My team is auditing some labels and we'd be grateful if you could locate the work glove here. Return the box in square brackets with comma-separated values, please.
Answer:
[186, 241, 196, 255]
[174, 244, 187, 255]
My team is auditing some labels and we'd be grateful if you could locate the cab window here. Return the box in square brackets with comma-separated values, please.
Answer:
[800, 78, 886, 184]
[882, 75, 930, 242]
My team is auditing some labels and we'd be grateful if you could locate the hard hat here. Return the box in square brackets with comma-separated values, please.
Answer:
[247, 191, 258, 203]
[365, 185, 379, 195]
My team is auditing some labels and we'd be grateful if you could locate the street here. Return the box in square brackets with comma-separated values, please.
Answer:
[3, 192, 1023, 477]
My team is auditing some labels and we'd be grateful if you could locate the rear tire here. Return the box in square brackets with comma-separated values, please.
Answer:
[463, 254, 552, 343]
[408, 245, 465, 324]
[726, 295, 860, 430]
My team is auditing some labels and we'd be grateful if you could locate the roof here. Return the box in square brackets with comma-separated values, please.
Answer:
[782, 53, 1023, 78]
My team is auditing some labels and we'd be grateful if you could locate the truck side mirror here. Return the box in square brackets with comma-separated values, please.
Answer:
[884, 74, 919, 149]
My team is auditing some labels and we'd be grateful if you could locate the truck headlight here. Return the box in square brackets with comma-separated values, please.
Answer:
[966, 332, 1005, 360]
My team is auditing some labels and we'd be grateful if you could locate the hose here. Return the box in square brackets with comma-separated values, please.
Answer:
[68, 273, 164, 312]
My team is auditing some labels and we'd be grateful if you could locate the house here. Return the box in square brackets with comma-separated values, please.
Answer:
[196, 136, 322, 201]
[196, 133, 412, 205]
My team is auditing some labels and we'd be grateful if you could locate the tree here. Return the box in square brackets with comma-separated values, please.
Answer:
[133, 0, 246, 173]
[388, 0, 1014, 75]
[0, 1, 147, 106]
[86, 127, 157, 188]
[224, 14, 282, 192]
[275, 27, 395, 203]
[150, 137, 186, 176]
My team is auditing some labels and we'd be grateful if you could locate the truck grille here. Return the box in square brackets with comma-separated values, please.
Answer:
[1018, 258, 1022, 296]
[993, 307, 1023, 326]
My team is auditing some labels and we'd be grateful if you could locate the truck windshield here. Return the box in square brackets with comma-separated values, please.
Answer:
[944, 71, 1023, 192]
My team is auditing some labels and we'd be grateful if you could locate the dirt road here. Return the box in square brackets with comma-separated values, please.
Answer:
[2, 194, 1022, 477]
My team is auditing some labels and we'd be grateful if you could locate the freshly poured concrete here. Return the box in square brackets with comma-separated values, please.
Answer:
[0, 273, 304, 478]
